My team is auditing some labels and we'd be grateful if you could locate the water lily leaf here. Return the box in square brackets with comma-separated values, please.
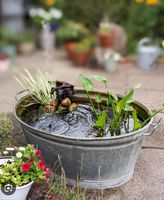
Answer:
[95, 94, 102, 103]
[132, 110, 141, 130]
[79, 74, 93, 92]
[94, 111, 107, 129]
[91, 75, 107, 84]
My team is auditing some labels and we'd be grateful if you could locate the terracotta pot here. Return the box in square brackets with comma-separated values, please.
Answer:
[99, 32, 115, 48]
[18, 42, 36, 54]
[73, 51, 91, 66]
[64, 42, 78, 60]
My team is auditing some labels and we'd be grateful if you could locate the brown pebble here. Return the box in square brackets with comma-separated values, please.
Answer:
[44, 105, 56, 113]
[68, 103, 78, 111]
[61, 98, 71, 107]
[50, 99, 58, 107]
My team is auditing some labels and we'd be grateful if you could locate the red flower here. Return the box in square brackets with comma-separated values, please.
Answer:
[29, 157, 34, 163]
[36, 150, 41, 157]
[37, 160, 45, 169]
[21, 163, 31, 172]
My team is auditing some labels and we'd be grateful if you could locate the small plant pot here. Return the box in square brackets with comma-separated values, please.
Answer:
[104, 60, 118, 72]
[64, 42, 78, 60]
[73, 51, 91, 66]
[0, 158, 33, 200]
[0, 59, 10, 72]
[99, 32, 115, 48]
[18, 42, 36, 54]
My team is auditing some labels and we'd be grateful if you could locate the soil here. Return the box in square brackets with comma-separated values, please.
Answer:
[27, 182, 66, 200]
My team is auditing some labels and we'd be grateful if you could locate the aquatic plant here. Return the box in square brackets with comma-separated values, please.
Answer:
[79, 74, 163, 137]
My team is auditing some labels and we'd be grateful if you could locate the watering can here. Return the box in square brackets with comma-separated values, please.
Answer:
[137, 38, 161, 70]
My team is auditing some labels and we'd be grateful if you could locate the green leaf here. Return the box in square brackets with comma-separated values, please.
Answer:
[132, 110, 141, 130]
[124, 105, 134, 112]
[79, 74, 93, 92]
[133, 83, 141, 90]
[116, 90, 133, 113]
[107, 89, 118, 102]
[94, 111, 107, 129]
[95, 94, 102, 103]
[91, 75, 107, 84]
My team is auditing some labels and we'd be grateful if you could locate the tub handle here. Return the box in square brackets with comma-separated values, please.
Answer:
[143, 118, 163, 136]
[15, 90, 27, 101]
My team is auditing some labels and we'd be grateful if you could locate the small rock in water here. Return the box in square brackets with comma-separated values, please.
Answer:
[61, 98, 71, 107]
[69, 103, 78, 112]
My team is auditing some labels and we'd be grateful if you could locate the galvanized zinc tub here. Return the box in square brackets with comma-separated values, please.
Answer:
[14, 89, 162, 189]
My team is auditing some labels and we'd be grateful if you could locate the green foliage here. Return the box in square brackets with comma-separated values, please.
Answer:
[0, 26, 16, 46]
[57, 0, 164, 53]
[16, 31, 37, 44]
[0, 145, 50, 187]
[0, 113, 13, 151]
[15, 69, 56, 106]
[56, 21, 90, 43]
[79, 74, 161, 137]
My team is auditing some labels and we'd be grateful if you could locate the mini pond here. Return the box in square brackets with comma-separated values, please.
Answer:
[21, 103, 140, 138]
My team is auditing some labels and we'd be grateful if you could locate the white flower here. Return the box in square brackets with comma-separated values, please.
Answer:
[3, 151, 9, 155]
[16, 152, 22, 158]
[37, 8, 47, 18]
[6, 147, 15, 151]
[43, 12, 52, 21]
[50, 8, 63, 19]
[0, 169, 3, 175]
[19, 147, 25, 151]
[29, 8, 37, 17]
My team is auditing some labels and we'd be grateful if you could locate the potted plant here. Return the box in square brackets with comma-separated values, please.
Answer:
[0, 113, 13, 152]
[0, 144, 51, 200]
[98, 22, 115, 48]
[0, 52, 10, 72]
[29, 5, 63, 52]
[16, 31, 37, 55]
[72, 42, 91, 66]
[0, 26, 17, 59]
[103, 50, 122, 72]
[56, 21, 90, 59]
[14, 71, 163, 189]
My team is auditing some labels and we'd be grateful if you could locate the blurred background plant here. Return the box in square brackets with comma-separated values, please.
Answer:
[0, 113, 13, 152]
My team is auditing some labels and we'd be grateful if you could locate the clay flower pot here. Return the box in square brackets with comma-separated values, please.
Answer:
[99, 31, 115, 48]
[73, 51, 91, 66]
[64, 42, 78, 60]
[18, 42, 36, 54]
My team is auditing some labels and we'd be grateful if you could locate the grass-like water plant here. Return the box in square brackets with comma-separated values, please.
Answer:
[15, 69, 56, 106]
[79, 74, 163, 137]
